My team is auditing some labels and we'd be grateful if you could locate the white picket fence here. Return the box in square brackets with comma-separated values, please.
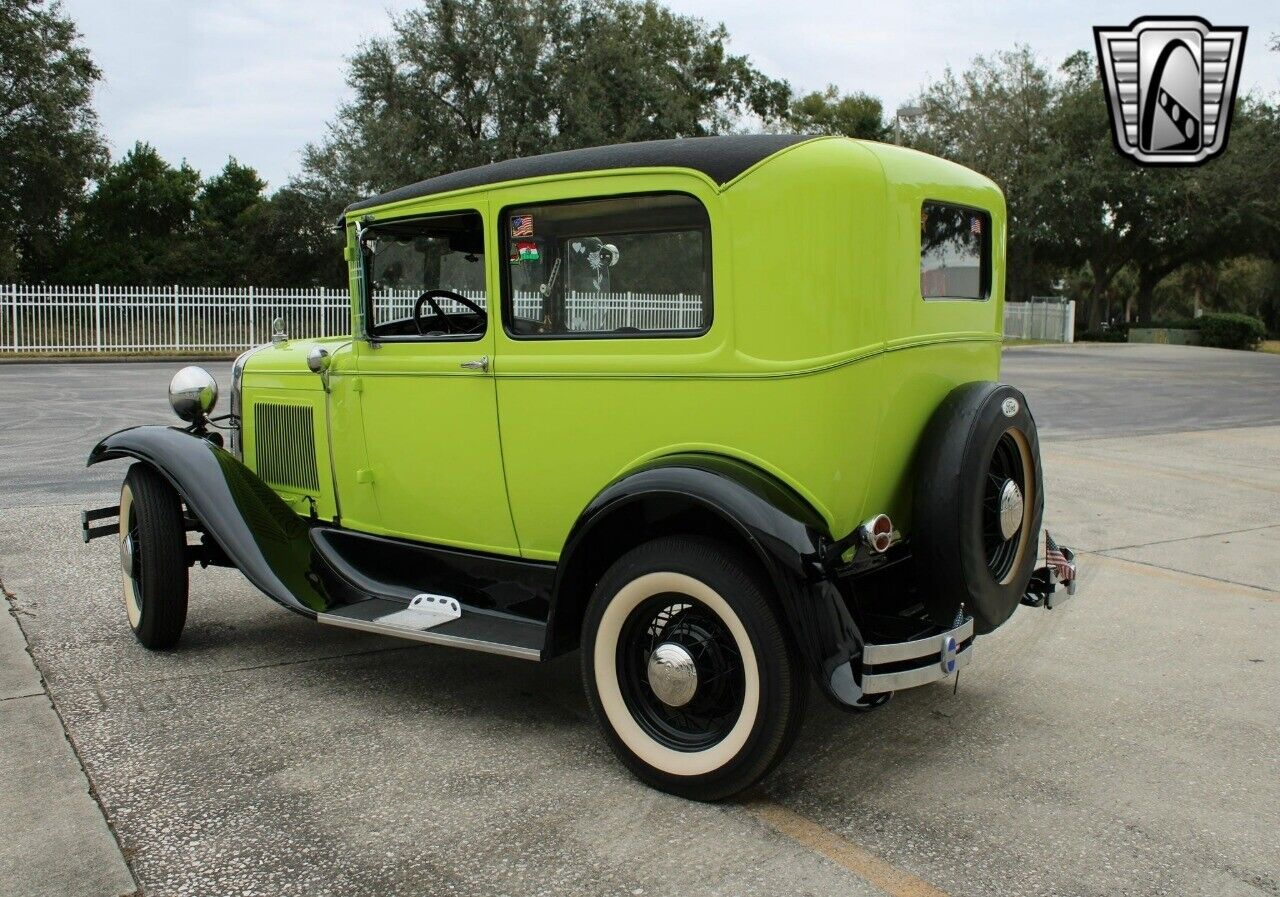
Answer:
[1004, 299, 1075, 343]
[0, 284, 706, 352]
[0, 285, 1073, 352]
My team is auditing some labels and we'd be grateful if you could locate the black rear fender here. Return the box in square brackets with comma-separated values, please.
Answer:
[547, 453, 866, 706]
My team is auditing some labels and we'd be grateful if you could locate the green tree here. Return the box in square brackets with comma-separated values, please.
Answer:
[59, 143, 201, 285]
[300, 0, 791, 206]
[786, 86, 886, 139]
[1037, 51, 1146, 328]
[244, 182, 349, 288]
[0, 0, 106, 281]
[1116, 97, 1280, 322]
[195, 158, 268, 284]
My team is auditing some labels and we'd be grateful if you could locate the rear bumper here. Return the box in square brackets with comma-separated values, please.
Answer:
[860, 617, 974, 696]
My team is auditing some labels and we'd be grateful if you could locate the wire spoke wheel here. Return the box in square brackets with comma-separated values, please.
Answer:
[617, 594, 746, 752]
[981, 430, 1034, 584]
[583, 538, 807, 799]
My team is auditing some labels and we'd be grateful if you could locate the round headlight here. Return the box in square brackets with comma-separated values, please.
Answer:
[168, 366, 218, 422]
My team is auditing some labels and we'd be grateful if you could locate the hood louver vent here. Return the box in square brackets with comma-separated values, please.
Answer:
[253, 402, 320, 493]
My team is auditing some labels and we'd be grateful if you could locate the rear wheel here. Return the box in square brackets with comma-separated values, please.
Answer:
[119, 464, 189, 649]
[581, 537, 806, 801]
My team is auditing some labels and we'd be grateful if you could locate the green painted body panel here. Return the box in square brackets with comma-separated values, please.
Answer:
[238, 136, 1006, 561]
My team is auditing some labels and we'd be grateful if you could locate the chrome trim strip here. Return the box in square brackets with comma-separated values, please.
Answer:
[862, 643, 973, 695]
[229, 342, 271, 460]
[862, 618, 974, 665]
[320, 340, 352, 523]
[316, 611, 541, 660]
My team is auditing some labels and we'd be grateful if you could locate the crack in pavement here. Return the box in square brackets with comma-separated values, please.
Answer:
[1081, 551, 1280, 599]
[1094, 522, 1280, 553]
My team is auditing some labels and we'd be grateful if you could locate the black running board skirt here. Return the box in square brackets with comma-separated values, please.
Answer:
[318, 598, 543, 660]
[308, 526, 554, 660]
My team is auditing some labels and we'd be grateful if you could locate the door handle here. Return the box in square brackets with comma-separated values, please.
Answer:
[460, 355, 489, 372]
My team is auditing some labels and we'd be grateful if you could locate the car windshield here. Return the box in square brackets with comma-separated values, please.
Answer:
[362, 211, 487, 338]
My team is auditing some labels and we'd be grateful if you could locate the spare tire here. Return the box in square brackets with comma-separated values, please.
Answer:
[912, 382, 1044, 634]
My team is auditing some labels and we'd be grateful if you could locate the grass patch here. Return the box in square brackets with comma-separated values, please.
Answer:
[1261, 340, 1280, 355]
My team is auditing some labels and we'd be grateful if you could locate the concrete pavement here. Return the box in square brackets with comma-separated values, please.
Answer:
[1, 343, 1277, 897]
[1, 601, 137, 897]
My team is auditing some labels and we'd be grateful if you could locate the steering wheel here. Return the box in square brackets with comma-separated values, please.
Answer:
[412, 289, 486, 335]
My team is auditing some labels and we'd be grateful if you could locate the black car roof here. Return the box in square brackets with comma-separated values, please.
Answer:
[340, 134, 816, 222]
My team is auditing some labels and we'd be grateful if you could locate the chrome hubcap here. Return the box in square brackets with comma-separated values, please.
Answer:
[120, 532, 135, 578]
[647, 642, 698, 707]
[998, 479, 1024, 541]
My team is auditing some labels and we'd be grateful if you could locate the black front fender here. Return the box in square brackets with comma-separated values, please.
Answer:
[89, 426, 329, 617]
[550, 454, 865, 706]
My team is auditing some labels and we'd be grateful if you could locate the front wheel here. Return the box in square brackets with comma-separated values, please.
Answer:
[119, 464, 189, 649]
[581, 537, 806, 801]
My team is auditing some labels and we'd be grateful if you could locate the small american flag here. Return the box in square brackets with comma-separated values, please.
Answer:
[969, 216, 983, 236]
[511, 215, 534, 237]
[1045, 531, 1074, 583]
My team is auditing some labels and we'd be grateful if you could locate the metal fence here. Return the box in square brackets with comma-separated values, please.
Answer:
[1004, 299, 1075, 343]
[0, 284, 709, 352]
[0, 285, 354, 353]
[1, 285, 1073, 352]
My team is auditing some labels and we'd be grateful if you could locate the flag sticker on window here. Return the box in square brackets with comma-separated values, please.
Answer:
[516, 241, 539, 261]
[970, 216, 982, 236]
[511, 215, 534, 237]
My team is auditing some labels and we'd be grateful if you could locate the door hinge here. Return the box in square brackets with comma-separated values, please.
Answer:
[356, 468, 374, 484]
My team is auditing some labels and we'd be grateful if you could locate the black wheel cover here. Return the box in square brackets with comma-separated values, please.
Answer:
[912, 382, 1045, 634]
[615, 594, 746, 752]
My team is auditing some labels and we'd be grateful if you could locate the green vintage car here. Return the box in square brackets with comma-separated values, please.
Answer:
[83, 135, 1076, 800]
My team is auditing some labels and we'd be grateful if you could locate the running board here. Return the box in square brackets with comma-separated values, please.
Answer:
[317, 597, 543, 660]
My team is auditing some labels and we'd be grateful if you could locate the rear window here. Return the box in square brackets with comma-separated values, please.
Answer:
[920, 202, 991, 300]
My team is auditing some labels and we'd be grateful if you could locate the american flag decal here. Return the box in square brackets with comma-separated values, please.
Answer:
[1045, 531, 1075, 583]
[511, 215, 534, 237]
[970, 216, 982, 236]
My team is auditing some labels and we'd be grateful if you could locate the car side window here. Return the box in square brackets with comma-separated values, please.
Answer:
[920, 202, 991, 301]
[501, 193, 711, 338]
[361, 210, 488, 341]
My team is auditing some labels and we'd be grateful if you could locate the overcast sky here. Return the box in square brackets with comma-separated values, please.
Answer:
[62, 0, 1279, 190]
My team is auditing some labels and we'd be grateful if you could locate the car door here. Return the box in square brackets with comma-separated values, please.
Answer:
[352, 204, 519, 556]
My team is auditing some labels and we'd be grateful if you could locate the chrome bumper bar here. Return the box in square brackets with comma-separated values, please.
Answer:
[860, 617, 974, 695]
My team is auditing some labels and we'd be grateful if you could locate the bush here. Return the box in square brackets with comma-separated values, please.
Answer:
[1077, 322, 1128, 342]
[1196, 312, 1266, 350]
[1146, 317, 1200, 331]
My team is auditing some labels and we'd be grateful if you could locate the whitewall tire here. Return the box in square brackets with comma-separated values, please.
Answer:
[581, 536, 806, 800]
[119, 464, 189, 649]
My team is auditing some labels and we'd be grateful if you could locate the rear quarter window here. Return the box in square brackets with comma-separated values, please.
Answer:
[920, 202, 991, 301]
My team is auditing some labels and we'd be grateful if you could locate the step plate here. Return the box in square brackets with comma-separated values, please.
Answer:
[317, 597, 542, 660]
[376, 593, 461, 630]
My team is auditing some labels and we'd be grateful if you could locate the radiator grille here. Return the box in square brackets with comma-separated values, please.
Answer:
[252, 402, 320, 493]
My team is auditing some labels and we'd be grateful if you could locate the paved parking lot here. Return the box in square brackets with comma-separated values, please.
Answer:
[2, 343, 1278, 897]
